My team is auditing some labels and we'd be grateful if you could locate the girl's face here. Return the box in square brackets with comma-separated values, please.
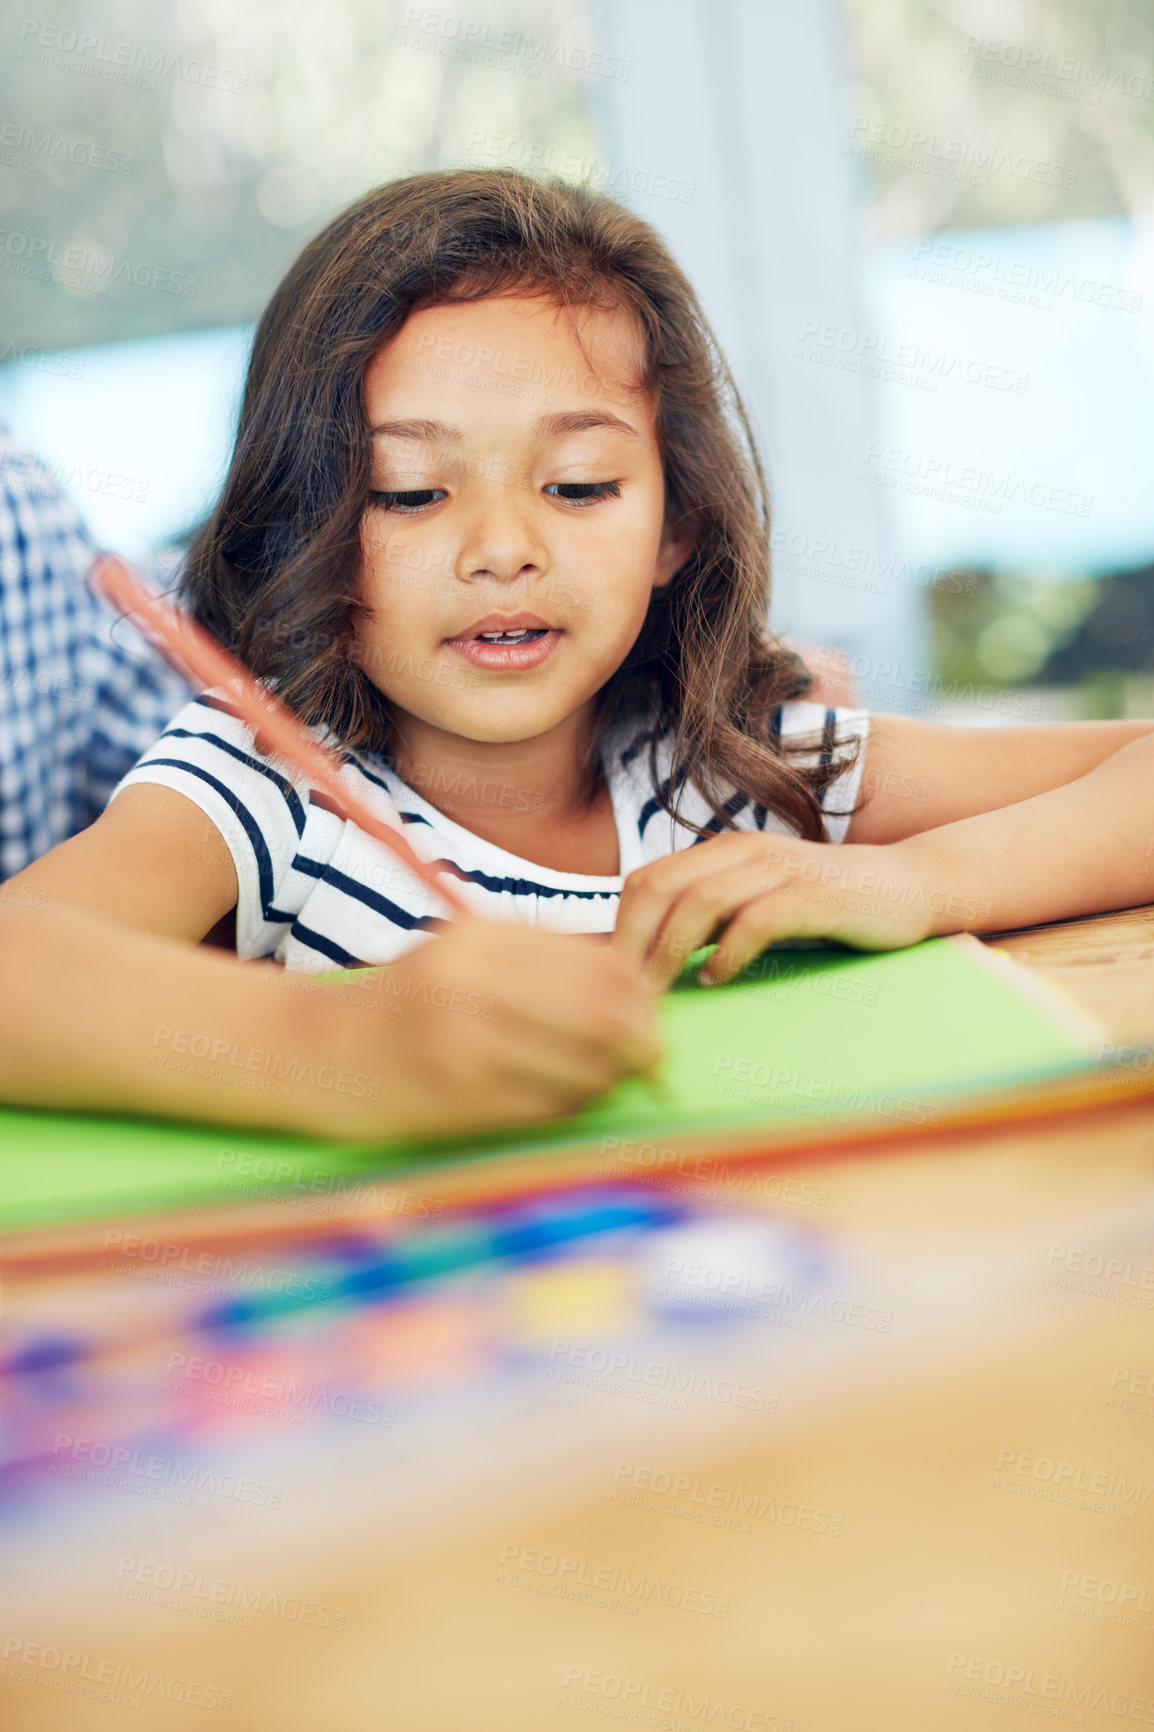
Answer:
[357, 294, 687, 748]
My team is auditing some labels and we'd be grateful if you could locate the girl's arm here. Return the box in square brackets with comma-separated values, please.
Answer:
[893, 729, 1154, 936]
[0, 897, 660, 1141]
[846, 715, 1154, 843]
[3, 785, 661, 1137]
[7, 783, 239, 941]
[615, 717, 1154, 985]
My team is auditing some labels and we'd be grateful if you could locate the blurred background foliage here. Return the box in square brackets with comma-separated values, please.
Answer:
[0, 0, 602, 348]
[932, 566, 1154, 717]
[846, 0, 1154, 239]
[4, 0, 1154, 715]
[846, 0, 1154, 716]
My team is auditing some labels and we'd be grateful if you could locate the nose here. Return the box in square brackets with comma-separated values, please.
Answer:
[456, 480, 549, 589]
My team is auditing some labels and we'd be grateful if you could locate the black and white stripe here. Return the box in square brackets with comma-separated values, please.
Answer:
[115, 697, 868, 969]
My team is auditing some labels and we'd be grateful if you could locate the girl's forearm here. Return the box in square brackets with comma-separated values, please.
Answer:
[0, 899, 661, 1144]
[0, 899, 381, 1138]
[907, 732, 1154, 935]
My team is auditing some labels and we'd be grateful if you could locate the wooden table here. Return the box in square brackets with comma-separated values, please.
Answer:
[4, 909, 1154, 1732]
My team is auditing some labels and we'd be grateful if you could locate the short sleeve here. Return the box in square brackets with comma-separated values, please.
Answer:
[113, 694, 342, 959]
[775, 702, 870, 844]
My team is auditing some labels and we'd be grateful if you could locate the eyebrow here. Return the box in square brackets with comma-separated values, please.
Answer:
[369, 410, 640, 441]
[536, 410, 640, 440]
[370, 418, 461, 443]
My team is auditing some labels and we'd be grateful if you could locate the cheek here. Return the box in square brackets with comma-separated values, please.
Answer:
[594, 502, 667, 622]
[561, 487, 663, 576]
[612, 473, 668, 566]
[359, 517, 449, 613]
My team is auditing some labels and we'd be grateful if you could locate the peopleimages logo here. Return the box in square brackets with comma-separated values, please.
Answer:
[944, 1652, 1154, 1722]
[796, 317, 1029, 395]
[163, 1351, 394, 1427]
[114, 1558, 347, 1631]
[660, 1254, 894, 1332]
[0, 339, 83, 378]
[597, 1139, 831, 1208]
[907, 236, 1142, 315]
[496, 1543, 729, 1618]
[399, 6, 631, 80]
[547, 1341, 777, 1413]
[1058, 1569, 1151, 1613]
[960, 35, 1154, 105]
[0, 229, 198, 296]
[150, 1025, 380, 1099]
[710, 1053, 938, 1128]
[847, 117, 1077, 189]
[213, 1148, 443, 1220]
[0, 1638, 231, 1712]
[100, 1228, 332, 1298]
[15, 18, 248, 93]
[992, 1446, 1154, 1520]
[50, 1433, 283, 1508]
[1043, 1242, 1154, 1299]
[612, 1462, 843, 1538]
[863, 441, 1094, 516]
[0, 121, 134, 173]
[559, 1667, 791, 1729]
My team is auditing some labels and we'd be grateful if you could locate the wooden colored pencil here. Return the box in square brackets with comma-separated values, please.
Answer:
[89, 554, 469, 917]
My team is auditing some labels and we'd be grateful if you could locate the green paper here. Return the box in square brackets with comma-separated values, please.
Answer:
[0, 940, 1093, 1232]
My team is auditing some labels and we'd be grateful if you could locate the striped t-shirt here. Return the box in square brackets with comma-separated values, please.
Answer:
[116, 696, 870, 972]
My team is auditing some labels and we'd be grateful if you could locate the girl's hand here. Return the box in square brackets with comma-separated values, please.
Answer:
[340, 920, 663, 1139]
[613, 833, 947, 989]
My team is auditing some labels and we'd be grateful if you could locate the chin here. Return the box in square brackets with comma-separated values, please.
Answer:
[438, 692, 571, 736]
[454, 716, 563, 744]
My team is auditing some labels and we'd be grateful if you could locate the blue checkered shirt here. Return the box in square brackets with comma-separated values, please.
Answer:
[0, 430, 190, 877]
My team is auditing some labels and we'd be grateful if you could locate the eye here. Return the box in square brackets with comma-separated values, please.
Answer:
[544, 481, 622, 506]
[370, 489, 445, 513]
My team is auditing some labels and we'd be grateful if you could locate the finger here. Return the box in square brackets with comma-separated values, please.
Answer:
[613, 836, 770, 966]
[461, 931, 658, 1068]
[434, 922, 661, 1078]
[444, 1070, 595, 1134]
[474, 1073, 616, 1132]
[644, 863, 783, 988]
[483, 1012, 645, 1109]
[613, 870, 681, 970]
[585, 984, 664, 1077]
[499, 936, 660, 1056]
[698, 889, 834, 984]
[503, 956, 662, 1080]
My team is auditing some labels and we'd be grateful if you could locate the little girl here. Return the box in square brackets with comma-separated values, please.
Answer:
[16, 169, 1154, 1105]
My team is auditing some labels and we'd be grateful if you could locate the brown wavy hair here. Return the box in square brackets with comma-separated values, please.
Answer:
[182, 168, 855, 840]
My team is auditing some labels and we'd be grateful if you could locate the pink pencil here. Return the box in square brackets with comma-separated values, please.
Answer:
[89, 554, 469, 918]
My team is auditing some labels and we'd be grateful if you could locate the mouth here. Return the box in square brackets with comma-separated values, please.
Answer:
[443, 613, 563, 672]
[474, 627, 548, 645]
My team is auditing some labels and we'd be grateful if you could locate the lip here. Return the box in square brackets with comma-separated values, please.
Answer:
[443, 612, 563, 672]
[446, 629, 563, 672]
[446, 612, 553, 639]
